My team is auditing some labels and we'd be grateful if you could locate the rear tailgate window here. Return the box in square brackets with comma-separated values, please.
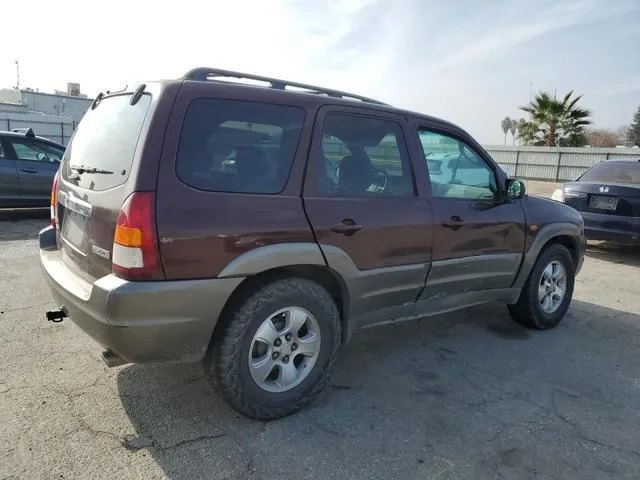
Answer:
[61, 93, 151, 191]
[56, 92, 152, 281]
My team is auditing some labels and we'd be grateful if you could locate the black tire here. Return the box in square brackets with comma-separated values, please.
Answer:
[508, 243, 575, 330]
[207, 277, 341, 420]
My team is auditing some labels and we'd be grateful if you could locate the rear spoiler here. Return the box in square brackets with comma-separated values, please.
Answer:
[12, 127, 35, 138]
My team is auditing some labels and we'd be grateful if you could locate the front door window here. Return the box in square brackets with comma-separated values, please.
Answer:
[418, 130, 497, 201]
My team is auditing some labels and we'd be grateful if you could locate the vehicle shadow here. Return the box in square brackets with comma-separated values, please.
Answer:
[586, 241, 640, 267]
[116, 299, 640, 480]
[0, 210, 49, 241]
[0, 207, 49, 221]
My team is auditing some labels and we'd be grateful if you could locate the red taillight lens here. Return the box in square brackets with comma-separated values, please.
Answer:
[50, 173, 59, 227]
[111, 192, 162, 280]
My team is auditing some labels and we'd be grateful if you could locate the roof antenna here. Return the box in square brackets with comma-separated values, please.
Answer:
[15, 59, 20, 90]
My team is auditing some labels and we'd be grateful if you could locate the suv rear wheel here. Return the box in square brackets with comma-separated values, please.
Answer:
[207, 277, 341, 420]
[508, 243, 575, 329]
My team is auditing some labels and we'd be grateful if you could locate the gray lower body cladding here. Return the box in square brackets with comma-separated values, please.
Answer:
[39, 226, 244, 364]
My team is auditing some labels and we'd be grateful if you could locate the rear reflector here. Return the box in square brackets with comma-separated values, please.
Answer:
[112, 192, 162, 280]
[50, 173, 59, 227]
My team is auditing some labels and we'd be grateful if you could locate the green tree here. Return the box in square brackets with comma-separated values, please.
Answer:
[628, 106, 640, 146]
[515, 118, 537, 145]
[501, 117, 512, 145]
[519, 91, 591, 146]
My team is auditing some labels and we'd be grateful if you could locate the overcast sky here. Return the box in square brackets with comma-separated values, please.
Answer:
[1, 0, 638, 144]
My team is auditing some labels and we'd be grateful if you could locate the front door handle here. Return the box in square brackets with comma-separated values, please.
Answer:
[442, 215, 463, 230]
[19, 168, 38, 174]
[330, 219, 362, 236]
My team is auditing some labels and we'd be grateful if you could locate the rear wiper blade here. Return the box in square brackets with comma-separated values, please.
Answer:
[69, 164, 114, 175]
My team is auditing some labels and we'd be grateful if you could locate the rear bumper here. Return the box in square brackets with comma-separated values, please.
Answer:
[39, 226, 244, 364]
[581, 212, 640, 244]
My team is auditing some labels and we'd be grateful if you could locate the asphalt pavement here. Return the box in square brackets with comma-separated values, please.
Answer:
[1, 189, 640, 480]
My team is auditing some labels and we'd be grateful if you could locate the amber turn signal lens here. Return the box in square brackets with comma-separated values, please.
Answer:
[114, 225, 143, 247]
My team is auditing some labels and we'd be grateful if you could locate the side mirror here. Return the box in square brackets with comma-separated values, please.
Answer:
[506, 179, 525, 200]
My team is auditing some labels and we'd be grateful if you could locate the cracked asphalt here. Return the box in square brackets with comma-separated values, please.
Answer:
[2, 184, 640, 480]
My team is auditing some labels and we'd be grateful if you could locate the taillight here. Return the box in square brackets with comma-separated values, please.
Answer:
[112, 192, 163, 280]
[50, 173, 59, 227]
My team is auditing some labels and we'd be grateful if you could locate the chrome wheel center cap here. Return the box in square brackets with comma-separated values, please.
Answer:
[279, 343, 292, 356]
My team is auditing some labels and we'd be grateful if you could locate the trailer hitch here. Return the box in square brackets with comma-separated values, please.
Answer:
[46, 308, 68, 323]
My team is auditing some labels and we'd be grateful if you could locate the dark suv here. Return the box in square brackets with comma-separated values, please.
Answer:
[39, 68, 585, 419]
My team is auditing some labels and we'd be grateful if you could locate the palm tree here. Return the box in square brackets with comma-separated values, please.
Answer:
[501, 117, 512, 145]
[519, 91, 591, 146]
[508, 120, 517, 145]
[515, 118, 536, 145]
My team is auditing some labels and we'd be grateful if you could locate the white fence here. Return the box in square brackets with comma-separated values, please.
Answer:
[1, 114, 77, 145]
[484, 145, 640, 182]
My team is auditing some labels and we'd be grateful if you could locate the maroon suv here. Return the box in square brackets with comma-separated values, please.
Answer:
[39, 68, 585, 419]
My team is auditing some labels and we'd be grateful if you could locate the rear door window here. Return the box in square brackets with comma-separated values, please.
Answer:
[316, 113, 414, 197]
[61, 93, 151, 191]
[176, 99, 305, 194]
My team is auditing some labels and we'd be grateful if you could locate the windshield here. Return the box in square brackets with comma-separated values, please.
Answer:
[579, 161, 640, 185]
[61, 93, 151, 191]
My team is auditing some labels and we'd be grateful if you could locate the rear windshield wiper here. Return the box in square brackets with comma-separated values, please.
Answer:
[69, 164, 114, 175]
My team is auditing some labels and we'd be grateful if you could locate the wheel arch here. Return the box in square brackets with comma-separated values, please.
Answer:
[211, 243, 353, 351]
[512, 223, 584, 290]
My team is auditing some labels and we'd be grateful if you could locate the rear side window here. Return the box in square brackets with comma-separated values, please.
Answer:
[176, 99, 305, 194]
[579, 161, 640, 185]
[61, 93, 151, 191]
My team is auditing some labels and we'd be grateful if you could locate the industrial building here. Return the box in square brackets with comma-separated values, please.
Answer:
[0, 83, 94, 145]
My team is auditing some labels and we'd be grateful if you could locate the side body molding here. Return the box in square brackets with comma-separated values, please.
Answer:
[512, 222, 584, 290]
[319, 244, 428, 334]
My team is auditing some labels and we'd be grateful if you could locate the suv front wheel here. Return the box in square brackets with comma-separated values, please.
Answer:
[508, 243, 575, 329]
[207, 277, 341, 420]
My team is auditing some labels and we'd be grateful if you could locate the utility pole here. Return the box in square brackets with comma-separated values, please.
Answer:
[15, 59, 20, 90]
[529, 81, 533, 120]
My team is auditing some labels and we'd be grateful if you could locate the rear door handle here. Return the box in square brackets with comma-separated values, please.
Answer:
[330, 219, 362, 236]
[442, 215, 463, 230]
[19, 168, 38, 174]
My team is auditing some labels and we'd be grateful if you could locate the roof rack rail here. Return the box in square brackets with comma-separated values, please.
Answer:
[182, 67, 389, 106]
